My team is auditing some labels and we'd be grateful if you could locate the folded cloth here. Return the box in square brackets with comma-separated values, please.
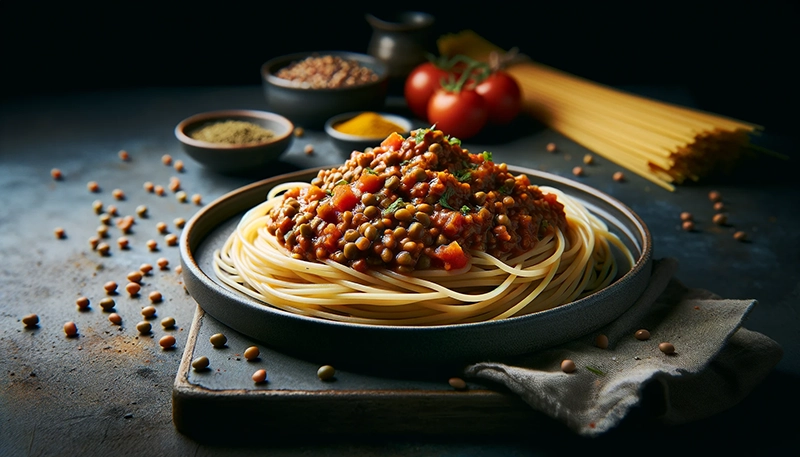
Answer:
[464, 257, 783, 437]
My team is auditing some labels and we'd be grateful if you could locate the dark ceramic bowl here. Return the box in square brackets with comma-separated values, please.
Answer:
[174, 110, 294, 175]
[325, 111, 414, 154]
[261, 51, 390, 130]
[180, 166, 653, 370]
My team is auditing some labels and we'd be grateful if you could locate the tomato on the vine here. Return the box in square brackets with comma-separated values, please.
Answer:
[427, 88, 488, 140]
[474, 71, 522, 125]
[404, 62, 449, 122]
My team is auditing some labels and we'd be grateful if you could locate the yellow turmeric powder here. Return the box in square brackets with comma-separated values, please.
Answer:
[334, 112, 405, 138]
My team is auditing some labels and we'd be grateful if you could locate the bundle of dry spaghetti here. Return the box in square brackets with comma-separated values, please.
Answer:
[438, 30, 765, 191]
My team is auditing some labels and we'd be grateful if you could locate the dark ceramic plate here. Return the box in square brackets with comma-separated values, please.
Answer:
[180, 166, 652, 368]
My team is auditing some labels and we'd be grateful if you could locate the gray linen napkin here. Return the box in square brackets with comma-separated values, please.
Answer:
[464, 257, 783, 437]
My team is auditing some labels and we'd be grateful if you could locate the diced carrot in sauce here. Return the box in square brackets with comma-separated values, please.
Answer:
[317, 201, 337, 223]
[381, 132, 404, 151]
[331, 184, 358, 212]
[357, 173, 384, 194]
[305, 185, 326, 201]
[433, 241, 469, 271]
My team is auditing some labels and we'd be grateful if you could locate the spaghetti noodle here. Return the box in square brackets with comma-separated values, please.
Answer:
[213, 127, 634, 326]
[437, 30, 764, 191]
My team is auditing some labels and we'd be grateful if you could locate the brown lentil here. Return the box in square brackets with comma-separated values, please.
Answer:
[162, 154, 172, 166]
[99, 297, 116, 311]
[96, 225, 109, 238]
[117, 237, 129, 249]
[595, 334, 609, 349]
[176, 191, 188, 203]
[713, 201, 725, 212]
[106, 204, 118, 216]
[448, 377, 467, 390]
[144, 181, 155, 192]
[112, 188, 125, 200]
[76, 296, 90, 310]
[92, 200, 104, 214]
[252, 369, 268, 384]
[161, 316, 176, 329]
[680, 212, 693, 222]
[22, 314, 39, 328]
[118, 149, 130, 161]
[708, 190, 722, 202]
[304, 144, 314, 155]
[244, 346, 260, 361]
[572, 166, 584, 177]
[712, 213, 727, 225]
[136, 205, 148, 217]
[87, 181, 100, 192]
[159, 335, 176, 349]
[174, 217, 186, 229]
[63, 321, 79, 337]
[294, 127, 304, 137]
[154, 185, 165, 196]
[99, 214, 112, 225]
[174, 160, 185, 172]
[168, 179, 181, 192]
[191, 194, 202, 205]
[560, 359, 577, 373]
[157, 257, 169, 269]
[175, 265, 183, 275]
[147, 239, 158, 251]
[136, 321, 151, 334]
[612, 171, 625, 182]
[108, 313, 122, 325]
[140, 263, 153, 275]
[317, 365, 336, 381]
[126, 282, 141, 297]
[148, 291, 163, 303]
[96, 242, 110, 256]
[546, 142, 557, 153]
[127, 271, 143, 283]
[583, 154, 594, 165]
[681, 220, 695, 232]
[658, 342, 675, 355]
[54, 227, 66, 239]
[275, 55, 380, 89]
[51, 168, 63, 180]
[210, 333, 227, 348]
[104, 281, 118, 294]
[165, 234, 178, 246]
[634, 329, 651, 340]
[733, 231, 748, 242]
[192, 356, 210, 370]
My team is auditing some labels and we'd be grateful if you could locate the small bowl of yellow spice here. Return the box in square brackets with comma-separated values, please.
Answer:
[325, 111, 413, 154]
[175, 109, 294, 175]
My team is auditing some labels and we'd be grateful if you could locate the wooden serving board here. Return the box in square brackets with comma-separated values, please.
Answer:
[172, 304, 552, 444]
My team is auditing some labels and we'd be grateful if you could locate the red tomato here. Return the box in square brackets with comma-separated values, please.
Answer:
[404, 62, 449, 122]
[474, 71, 522, 125]
[427, 88, 488, 140]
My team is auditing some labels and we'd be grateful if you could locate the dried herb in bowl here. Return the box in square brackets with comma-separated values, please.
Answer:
[190, 120, 275, 145]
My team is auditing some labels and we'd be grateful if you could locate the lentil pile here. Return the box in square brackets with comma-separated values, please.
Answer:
[266, 128, 567, 274]
[274, 55, 380, 89]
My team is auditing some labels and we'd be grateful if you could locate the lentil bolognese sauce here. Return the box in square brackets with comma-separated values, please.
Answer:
[213, 127, 634, 325]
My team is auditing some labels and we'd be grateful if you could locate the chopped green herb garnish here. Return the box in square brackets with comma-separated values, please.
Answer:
[382, 198, 406, 216]
[333, 179, 348, 187]
[455, 169, 472, 182]
[498, 184, 511, 195]
[481, 151, 493, 162]
[460, 205, 471, 215]
[400, 159, 411, 166]
[447, 136, 461, 146]
[364, 167, 378, 175]
[438, 187, 456, 210]
[585, 366, 605, 376]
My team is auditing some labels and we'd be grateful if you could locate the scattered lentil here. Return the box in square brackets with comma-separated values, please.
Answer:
[244, 346, 260, 361]
[168, 179, 181, 192]
[192, 356, 210, 371]
[252, 369, 268, 384]
[612, 171, 625, 182]
[112, 189, 125, 200]
[159, 335, 176, 349]
[210, 333, 227, 348]
[174, 217, 186, 229]
[154, 185, 165, 196]
[148, 291, 163, 303]
[176, 191, 188, 203]
[294, 127, 304, 137]
[96, 242, 110, 256]
[157, 257, 169, 269]
[191, 193, 202, 205]
[106, 204, 118, 216]
[174, 265, 183, 275]
[140, 263, 153, 275]
[117, 237, 129, 249]
[63, 321, 79, 337]
[161, 316, 176, 329]
[317, 365, 336, 381]
[87, 181, 100, 192]
[595, 334, 609, 349]
[733, 231, 748, 242]
[144, 181, 155, 192]
[54, 227, 66, 239]
[76, 296, 90, 310]
[99, 214, 112, 225]
[658, 342, 675, 355]
[136, 205, 148, 217]
[174, 160, 185, 172]
[634, 329, 651, 340]
[546, 142, 557, 153]
[582, 154, 594, 165]
[448, 377, 467, 390]
[572, 166, 584, 177]
[162, 154, 173, 166]
[99, 297, 116, 311]
[681, 220, 695, 232]
[89, 236, 100, 250]
[147, 239, 158, 251]
[97, 225, 109, 238]
[304, 144, 314, 155]
[165, 234, 178, 246]
[712, 213, 727, 225]
[108, 313, 122, 325]
[560, 359, 577, 373]
[713, 201, 725, 212]
[136, 321, 152, 334]
[104, 281, 118, 294]
[126, 282, 141, 297]
[92, 200, 104, 214]
[51, 168, 63, 180]
[118, 150, 130, 161]
[708, 190, 722, 202]
[680, 212, 693, 222]
[156, 222, 168, 234]
[22, 314, 39, 328]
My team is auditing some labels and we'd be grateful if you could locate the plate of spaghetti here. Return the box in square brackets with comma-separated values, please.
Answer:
[180, 127, 652, 367]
